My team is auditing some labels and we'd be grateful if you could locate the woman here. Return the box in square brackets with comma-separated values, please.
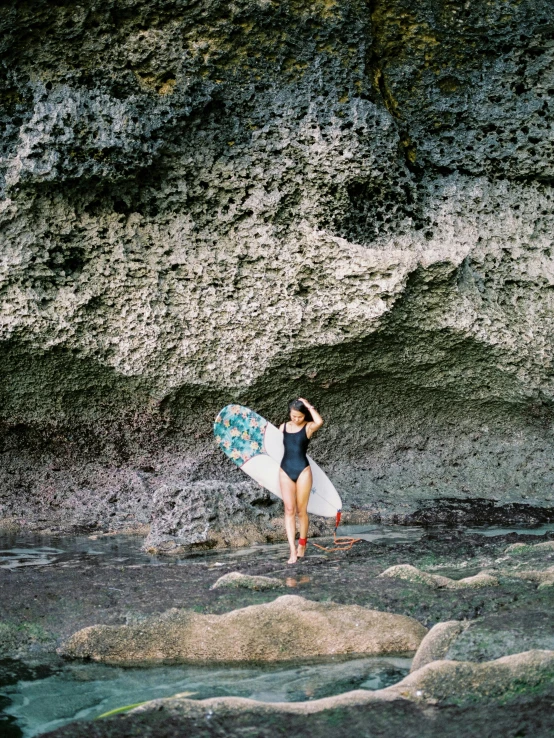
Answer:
[279, 397, 323, 564]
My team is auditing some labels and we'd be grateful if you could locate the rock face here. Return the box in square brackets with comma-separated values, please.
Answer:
[58, 594, 427, 664]
[142, 480, 282, 552]
[2, 1, 554, 533]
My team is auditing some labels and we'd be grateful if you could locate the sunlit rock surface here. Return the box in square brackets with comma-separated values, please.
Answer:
[2, 0, 554, 533]
[58, 595, 427, 664]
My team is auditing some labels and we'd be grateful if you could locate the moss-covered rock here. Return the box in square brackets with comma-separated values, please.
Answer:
[0, 620, 53, 657]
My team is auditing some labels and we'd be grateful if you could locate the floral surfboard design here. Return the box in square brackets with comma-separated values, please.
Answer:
[213, 404, 267, 467]
[214, 404, 342, 519]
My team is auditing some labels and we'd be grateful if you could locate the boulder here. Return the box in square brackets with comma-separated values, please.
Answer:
[505, 541, 554, 554]
[508, 566, 554, 589]
[391, 650, 554, 704]
[142, 480, 282, 553]
[58, 595, 427, 664]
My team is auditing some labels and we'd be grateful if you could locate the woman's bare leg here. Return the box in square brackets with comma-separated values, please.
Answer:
[295, 466, 312, 558]
[279, 469, 298, 564]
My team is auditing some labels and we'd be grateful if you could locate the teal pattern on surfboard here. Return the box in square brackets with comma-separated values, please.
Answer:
[214, 404, 267, 467]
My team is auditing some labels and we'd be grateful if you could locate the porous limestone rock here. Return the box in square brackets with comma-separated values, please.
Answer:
[211, 571, 284, 590]
[2, 1, 554, 534]
[379, 564, 498, 589]
[58, 594, 427, 664]
[142, 480, 281, 553]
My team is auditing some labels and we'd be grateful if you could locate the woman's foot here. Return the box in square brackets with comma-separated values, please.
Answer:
[297, 543, 306, 558]
[287, 551, 297, 564]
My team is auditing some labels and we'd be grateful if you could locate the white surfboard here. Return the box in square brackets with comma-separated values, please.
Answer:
[214, 404, 341, 518]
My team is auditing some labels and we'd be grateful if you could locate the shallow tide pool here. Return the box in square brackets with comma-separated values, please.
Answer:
[0, 655, 412, 738]
[3, 522, 554, 571]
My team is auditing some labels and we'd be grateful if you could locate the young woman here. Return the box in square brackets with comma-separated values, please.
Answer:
[279, 397, 323, 564]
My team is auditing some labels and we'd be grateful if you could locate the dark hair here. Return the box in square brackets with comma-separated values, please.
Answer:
[288, 398, 313, 423]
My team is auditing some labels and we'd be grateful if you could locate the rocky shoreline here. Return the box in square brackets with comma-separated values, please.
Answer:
[1, 526, 553, 736]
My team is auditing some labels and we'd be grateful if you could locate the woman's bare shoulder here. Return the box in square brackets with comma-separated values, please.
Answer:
[279, 422, 285, 431]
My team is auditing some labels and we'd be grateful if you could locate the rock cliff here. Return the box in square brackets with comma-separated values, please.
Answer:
[2, 0, 554, 535]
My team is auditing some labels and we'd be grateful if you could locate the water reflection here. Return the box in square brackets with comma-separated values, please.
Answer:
[3, 521, 552, 571]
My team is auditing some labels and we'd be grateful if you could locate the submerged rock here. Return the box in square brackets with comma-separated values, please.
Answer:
[379, 564, 498, 589]
[58, 595, 427, 664]
[122, 650, 554, 708]
[211, 571, 284, 590]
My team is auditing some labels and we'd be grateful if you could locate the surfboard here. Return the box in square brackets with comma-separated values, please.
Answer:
[214, 404, 342, 518]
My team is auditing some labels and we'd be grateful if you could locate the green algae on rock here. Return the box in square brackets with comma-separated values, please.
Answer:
[0, 621, 54, 658]
[442, 611, 554, 663]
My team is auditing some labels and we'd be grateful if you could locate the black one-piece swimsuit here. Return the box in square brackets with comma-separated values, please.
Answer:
[280, 423, 310, 482]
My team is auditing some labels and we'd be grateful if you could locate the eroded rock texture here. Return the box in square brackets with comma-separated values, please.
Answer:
[2, 0, 554, 532]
